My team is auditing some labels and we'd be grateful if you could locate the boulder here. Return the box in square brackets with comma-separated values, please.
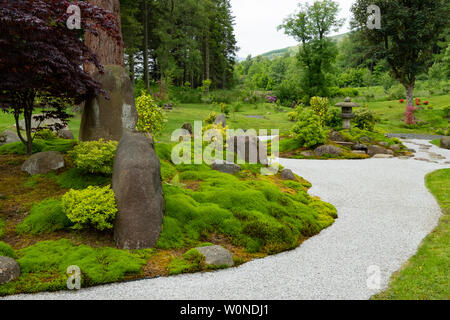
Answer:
[351, 150, 367, 155]
[280, 169, 296, 181]
[378, 142, 389, 147]
[390, 144, 402, 152]
[440, 137, 450, 150]
[21, 151, 65, 175]
[314, 145, 343, 157]
[0, 256, 20, 285]
[372, 154, 394, 159]
[0, 130, 20, 146]
[329, 130, 344, 142]
[195, 245, 233, 267]
[352, 143, 368, 153]
[80, 65, 138, 142]
[367, 145, 390, 157]
[360, 136, 371, 143]
[227, 135, 268, 165]
[300, 151, 314, 157]
[181, 122, 193, 135]
[214, 114, 227, 127]
[211, 160, 241, 174]
[57, 129, 74, 140]
[17, 115, 67, 131]
[113, 130, 165, 250]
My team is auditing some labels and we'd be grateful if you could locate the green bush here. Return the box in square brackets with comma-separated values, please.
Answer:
[309, 96, 329, 121]
[388, 84, 405, 100]
[0, 241, 16, 259]
[291, 109, 327, 149]
[34, 129, 57, 140]
[325, 107, 342, 129]
[354, 108, 377, 131]
[0, 139, 75, 155]
[61, 185, 117, 231]
[68, 139, 117, 175]
[16, 199, 73, 235]
[204, 112, 217, 125]
[160, 161, 177, 182]
[135, 91, 167, 136]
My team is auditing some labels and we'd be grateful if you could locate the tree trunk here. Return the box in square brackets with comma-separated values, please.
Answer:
[404, 83, 416, 124]
[205, 35, 210, 81]
[84, 0, 124, 74]
[128, 53, 135, 86]
[143, 0, 149, 90]
[405, 84, 414, 107]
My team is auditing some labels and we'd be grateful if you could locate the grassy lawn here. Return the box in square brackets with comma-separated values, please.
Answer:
[373, 169, 450, 300]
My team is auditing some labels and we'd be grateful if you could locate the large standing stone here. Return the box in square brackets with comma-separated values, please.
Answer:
[227, 135, 268, 165]
[0, 130, 20, 146]
[113, 130, 165, 249]
[21, 151, 65, 175]
[0, 256, 20, 285]
[194, 245, 234, 267]
[79, 65, 138, 142]
[367, 145, 390, 157]
[214, 114, 227, 127]
[440, 137, 450, 150]
[314, 145, 343, 157]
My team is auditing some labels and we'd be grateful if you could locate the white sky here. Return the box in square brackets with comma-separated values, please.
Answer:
[230, 0, 355, 57]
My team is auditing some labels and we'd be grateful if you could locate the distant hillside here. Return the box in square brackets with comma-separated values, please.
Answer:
[257, 32, 349, 60]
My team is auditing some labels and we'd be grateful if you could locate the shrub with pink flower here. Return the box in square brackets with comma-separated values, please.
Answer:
[266, 95, 277, 103]
[405, 105, 417, 125]
[399, 99, 404, 103]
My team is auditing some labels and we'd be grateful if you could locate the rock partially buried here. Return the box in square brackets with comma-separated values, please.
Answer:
[214, 114, 227, 127]
[0, 256, 20, 285]
[80, 65, 138, 142]
[352, 143, 368, 153]
[440, 137, 450, 150]
[57, 129, 74, 140]
[0, 130, 20, 146]
[314, 145, 343, 157]
[21, 151, 65, 175]
[281, 169, 297, 181]
[211, 160, 241, 174]
[195, 245, 234, 267]
[367, 145, 390, 157]
[113, 130, 165, 250]
[372, 154, 394, 159]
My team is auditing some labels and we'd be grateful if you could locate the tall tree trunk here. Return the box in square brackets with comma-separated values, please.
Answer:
[128, 52, 135, 86]
[84, 0, 124, 74]
[205, 35, 210, 81]
[143, 0, 149, 90]
[405, 84, 414, 107]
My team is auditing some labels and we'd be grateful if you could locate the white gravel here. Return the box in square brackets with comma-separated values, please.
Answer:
[3, 140, 449, 300]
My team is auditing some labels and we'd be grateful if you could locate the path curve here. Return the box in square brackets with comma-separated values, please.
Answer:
[4, 140, 450, 300]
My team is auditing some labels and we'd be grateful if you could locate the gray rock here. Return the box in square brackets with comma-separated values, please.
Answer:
[57, 129, 74, 140]
[372, 154, 394, 159]
[440, 137, 450, 150]
[301, 151, 314, 157]
[387, 149, 395, 155]
[17, 115, 67, 131]
[407, 148, 416, 153]
[113, 130, 165, 250]
[281, 169, 297, 181]
[390, 144, 402, 152]
[195, 245, 233, 267]
[0, 130, 20, 146]
[352, 143, 368, 152]
[329, 131, 344, 142]
[80, 65, 138, 142]
[0, 256, 20, 285]
[351, 150, 367, 155]
[21, 151, 65, 175]
[214, 114, 227, 127]
[181, 123, 193, 135]
[227, 135, 268, 165]
[211, 160, 241, 174]
[367, 145, 390, 157]
[378, 142, 389, 147]
[314, 145, 343, 157]
[360, 136, 371, 143]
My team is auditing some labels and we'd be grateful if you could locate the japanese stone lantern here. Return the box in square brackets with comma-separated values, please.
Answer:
[335, 97, 360, 130]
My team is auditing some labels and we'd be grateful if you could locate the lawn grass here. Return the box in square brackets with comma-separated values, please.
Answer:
[373, 169, 449, 300]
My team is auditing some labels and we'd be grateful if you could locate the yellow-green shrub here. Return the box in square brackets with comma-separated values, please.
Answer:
[310, 96, 329, 124]
[68, 139, 117, 175]
[204, 112, 217, 124]
[292, 109, 327, 148]
[61, 186, 117, 231]
[136, 91, 167, 136]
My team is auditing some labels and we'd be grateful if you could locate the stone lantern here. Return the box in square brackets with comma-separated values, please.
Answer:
[335, 97, 360, 130]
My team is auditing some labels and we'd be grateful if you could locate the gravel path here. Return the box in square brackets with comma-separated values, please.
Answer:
[386, 133, 445, 140]
[3, 140, 449, 300]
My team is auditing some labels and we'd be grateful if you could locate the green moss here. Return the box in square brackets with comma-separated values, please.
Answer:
[168, 248, 205, 275]
[55, 168, 111, 190]
[0, 216, 5, 239]
[155, 143, 173, 161]
[0, 139, 76, 155]
[160, 161, 177, 182]
[0, 241, 16, 259]
[16, 199, 73, 235]
[0, 239, 146, 296]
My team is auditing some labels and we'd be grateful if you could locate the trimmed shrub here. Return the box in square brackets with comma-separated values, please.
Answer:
[325, 107, 342, 129]
[204, 112, 217, 125]
[292, 109, 327, 148]
[16, 199, 73, 235]
[61, 186, 117, 231]
[68, 139, 117, 175]
[135, 91, 167, 136]
[354, 108, 377, 131]
[310, 96, 329, 122]
[0, 241, 16, 259]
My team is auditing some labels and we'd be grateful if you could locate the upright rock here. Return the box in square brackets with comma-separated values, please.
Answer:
[440, 137, 450, 150]
[214, 114, 227, 127]
[79, 65, 138, 142]
[113, 130, 165, 249]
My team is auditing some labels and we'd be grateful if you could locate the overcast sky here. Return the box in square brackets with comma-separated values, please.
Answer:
[230, 0, 355, 58]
